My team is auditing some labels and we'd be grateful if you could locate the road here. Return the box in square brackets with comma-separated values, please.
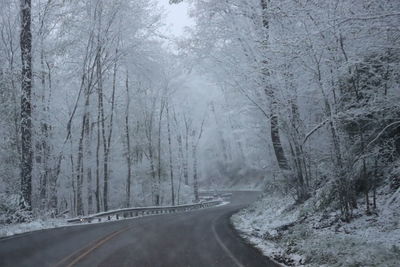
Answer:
[0, 191, 278, 267]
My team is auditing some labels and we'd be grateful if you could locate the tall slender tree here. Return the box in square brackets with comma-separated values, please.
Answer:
[166, 101, 175, 205]
[20, 0, 33, 209]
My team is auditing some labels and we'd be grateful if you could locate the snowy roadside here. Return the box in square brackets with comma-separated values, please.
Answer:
[0, 218, 68, 239]
[0, 200, 230, 239]
[0, 212, 165, 239]
[232, 187, 400, 266]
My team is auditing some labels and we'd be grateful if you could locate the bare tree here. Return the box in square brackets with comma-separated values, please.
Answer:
[166, 100, 175, 205]
[124, 71, 132, 208]
[173, 108, 184, 204]
[157, 98, 166, 204]
[260, 0, 290, 174]
[191, 115, 206, 202]
[183, 114, 191, 186]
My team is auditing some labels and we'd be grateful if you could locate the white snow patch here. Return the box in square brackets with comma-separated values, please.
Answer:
[0, 218, 68, 239]
[232, 187, 400, 267]
[1, 199, 228, 239]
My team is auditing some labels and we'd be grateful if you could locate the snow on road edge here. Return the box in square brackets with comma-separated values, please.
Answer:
[231, 188, 400, 267]
[0, 200, 230, 239]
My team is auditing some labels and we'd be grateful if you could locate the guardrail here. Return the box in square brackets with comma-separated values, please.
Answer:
[67, 200, 223, 224]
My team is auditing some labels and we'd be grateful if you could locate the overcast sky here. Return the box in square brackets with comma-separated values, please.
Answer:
[158, 0, 194, 37]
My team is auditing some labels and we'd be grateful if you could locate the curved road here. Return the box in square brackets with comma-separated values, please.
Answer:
[0, 191, 278, 267]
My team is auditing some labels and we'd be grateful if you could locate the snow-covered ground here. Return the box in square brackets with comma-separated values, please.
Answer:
[232, 186, 400, 266]
[0, 218, 68, 238]
[0, 199, 229, 239]
[0, 213, 156, 238]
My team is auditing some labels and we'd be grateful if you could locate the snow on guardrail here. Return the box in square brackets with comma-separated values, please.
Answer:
[67, 199, 223, 224]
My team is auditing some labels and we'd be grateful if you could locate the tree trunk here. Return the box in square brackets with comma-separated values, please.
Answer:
[84, 97, 93, 214]
[191, 118, 205, 203]
[315, 63, 343, 169]
[176, 134, 183, 204]
[96, 47, 109, 211]
[75, 109, 87, 216]
[173, 109, 184, 205]
[270, 111, 290, 171]
[192, 144, 199, 203]
[95, 86, 101, 212]
[69, 137, 76, 216]
[46, 62, 57, 212]
[260, 0, 290, 173]
[210, 102, 229, 162]
[36, 0, 53, 212]
[125, 72, 132, 208]
[228, 115, 245, 164]
[149, 140, 157, 205]
[157, 100, 165, 205]
[37, 53, 47, 210]
[288, 93, 310, 201]
[166, 102, 175, 205]
[184, 116, 190, 186]
[20, 0, 33, 209]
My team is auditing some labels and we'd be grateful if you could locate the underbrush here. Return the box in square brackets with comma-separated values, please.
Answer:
[232, 184, 400, 266]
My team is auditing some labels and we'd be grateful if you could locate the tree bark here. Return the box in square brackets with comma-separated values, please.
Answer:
[96, 46, 109, 211]
[157, 99, 165, 205]
[260, 0, 290, 173]
[149, 137, 157, 205]
[192, 143, 199, 202]
[95, 82, 101, 212]
[84, 95, 93, 214]
[125, 72, 132, 208]
[183, 115, 190, 186]
[38, 43, 47, 209]
[210, 102, 229, 162]
[191, 117, 205, 203]
[20, 0, 33, 209]
[166, 102, 175, 205]
[75, 108, 87, 216]
[173, 109, 184, 205]
[103, 54, 117, 210]
[46, 62, 57, 212]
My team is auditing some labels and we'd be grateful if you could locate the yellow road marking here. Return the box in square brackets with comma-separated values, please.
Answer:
[55, 226, 131, 267]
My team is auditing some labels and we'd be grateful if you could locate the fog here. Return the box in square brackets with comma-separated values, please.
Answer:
[1, 1, 399, 266]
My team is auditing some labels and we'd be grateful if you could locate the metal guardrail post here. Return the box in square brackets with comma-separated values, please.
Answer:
[67, 199, 223, 224]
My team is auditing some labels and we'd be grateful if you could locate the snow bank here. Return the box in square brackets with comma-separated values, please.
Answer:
[232, 187, 400, 266]
[0, 218, 68, 238]
[1, 197, 227, 239]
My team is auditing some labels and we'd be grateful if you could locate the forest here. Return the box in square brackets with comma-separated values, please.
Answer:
[0, 0, 399, 265]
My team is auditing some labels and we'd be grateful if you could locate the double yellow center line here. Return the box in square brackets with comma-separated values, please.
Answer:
[55, 226, 132, 267]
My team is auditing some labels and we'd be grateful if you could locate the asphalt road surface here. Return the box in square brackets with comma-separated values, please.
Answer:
[0, 191, 279, 267]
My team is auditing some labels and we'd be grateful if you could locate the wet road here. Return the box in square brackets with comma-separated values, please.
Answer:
[0, 191, 278, 267]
